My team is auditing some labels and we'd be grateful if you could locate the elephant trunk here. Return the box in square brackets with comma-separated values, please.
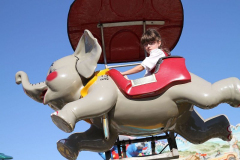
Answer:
[15, 71, 48, 103]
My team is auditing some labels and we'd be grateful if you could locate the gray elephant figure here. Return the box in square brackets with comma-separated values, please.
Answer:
[15, 30, 239, 160]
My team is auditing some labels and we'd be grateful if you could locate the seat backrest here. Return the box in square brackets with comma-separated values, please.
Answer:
[153, 56, 183, 74]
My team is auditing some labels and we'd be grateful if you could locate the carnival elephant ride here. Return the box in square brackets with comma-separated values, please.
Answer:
[16, 30, 240, 160]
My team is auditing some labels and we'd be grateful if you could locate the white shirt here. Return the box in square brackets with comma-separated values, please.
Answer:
[141, 49, 166, 76]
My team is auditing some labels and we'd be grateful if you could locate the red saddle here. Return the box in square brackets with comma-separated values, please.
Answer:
[107, 57, 191, 99]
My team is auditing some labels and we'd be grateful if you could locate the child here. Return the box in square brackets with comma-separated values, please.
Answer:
[121, 28, 170, 77]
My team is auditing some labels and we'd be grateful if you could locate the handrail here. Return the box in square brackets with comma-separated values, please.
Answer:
[97, 21, 165, 28]
[107, 63, 141, 69]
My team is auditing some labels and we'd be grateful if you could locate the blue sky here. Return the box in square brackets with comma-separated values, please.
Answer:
[1, 0, 240, 160]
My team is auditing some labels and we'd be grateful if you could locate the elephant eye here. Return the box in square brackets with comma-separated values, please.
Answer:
[48, 68, 56, 75]
[48, 69, 52, 75]
[48, 63, 55, 75]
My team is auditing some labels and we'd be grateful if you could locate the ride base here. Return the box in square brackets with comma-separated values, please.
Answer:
[105, 132, 178, 160]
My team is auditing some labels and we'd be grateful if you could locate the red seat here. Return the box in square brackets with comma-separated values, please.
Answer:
[107, 57, 191, 99]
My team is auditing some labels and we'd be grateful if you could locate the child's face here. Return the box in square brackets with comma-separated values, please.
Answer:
[143, 41, 161, 54]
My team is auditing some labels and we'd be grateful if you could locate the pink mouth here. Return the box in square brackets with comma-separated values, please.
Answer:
[40, 89, 47, 103]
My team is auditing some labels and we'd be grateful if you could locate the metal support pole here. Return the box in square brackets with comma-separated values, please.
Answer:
[143, 21, 148, 57]
[143, 20, 146, 33]
[117, 138, 122, 159]
[100, 24, 108, 69]
[122, 142, 126, 158]
[167, 132, 178, 151]
[105, 150, 111, 160]
[103, 114, 109, 140]
[151, 136, 156, 155]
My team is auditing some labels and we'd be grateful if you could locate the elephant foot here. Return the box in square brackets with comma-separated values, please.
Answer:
[57, 139, 79, 160]
[227, 125, 233, 141]
[216, 115, 232, 142]
[219, 125, 232, 142]
[51, 111, 76, 133]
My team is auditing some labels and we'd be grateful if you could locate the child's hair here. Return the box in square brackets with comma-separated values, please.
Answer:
[141, 28, 170, 55]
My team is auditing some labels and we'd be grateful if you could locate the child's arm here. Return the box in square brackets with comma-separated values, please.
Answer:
[121, 65, 144, 76]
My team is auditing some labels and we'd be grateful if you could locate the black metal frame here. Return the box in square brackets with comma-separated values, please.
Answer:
[105, 131, 178, 160]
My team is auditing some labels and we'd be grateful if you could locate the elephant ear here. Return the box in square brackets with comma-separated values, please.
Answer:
[74, 30, 102, 78]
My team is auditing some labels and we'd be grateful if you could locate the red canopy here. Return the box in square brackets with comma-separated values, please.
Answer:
[68, 0, 183, 64]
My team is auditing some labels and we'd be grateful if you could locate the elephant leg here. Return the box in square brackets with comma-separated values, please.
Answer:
[51, 78, 118, 133]
[57, 118, 118, 160]
[173, 106, 232, 144]
[170, 73, 240, 109]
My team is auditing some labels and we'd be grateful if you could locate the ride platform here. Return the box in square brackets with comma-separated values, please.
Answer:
[105, 132, 178, 160]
